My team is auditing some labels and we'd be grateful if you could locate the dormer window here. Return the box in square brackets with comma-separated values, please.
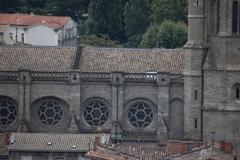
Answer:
[232, 0, 240, 34]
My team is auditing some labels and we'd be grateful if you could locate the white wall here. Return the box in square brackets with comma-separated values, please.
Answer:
[26, 25, 58, 46]
[4, 26, 25, 44]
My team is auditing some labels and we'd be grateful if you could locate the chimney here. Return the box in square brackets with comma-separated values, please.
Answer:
[93, 136, 100, 151]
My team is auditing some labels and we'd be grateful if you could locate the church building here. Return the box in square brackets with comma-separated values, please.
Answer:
[0, 0, 240, 143]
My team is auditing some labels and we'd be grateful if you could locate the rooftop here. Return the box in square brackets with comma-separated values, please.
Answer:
[8, 132, 110, 153]
[0, 13, 71, 29]
[0, 46, 184, 74]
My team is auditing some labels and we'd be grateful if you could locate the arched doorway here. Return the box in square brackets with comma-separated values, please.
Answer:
[169, 99, 184, 140]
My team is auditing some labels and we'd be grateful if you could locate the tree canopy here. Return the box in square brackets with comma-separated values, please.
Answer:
[140, 20, 187, 49]
[0, 0, 188, 48]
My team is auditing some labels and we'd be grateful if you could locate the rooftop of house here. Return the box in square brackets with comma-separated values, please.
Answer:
[166, 145, 233, 160]
[8, 132, 110, 153]
[0, 46, 184, 74]
[0, 13, 71, 29]
[88, 143, 167, 160]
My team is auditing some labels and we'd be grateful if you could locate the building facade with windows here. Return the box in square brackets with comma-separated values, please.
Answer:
[0, 0, 240, 146]
[0, 46, 183, 142]
[0, 14, 77, 46]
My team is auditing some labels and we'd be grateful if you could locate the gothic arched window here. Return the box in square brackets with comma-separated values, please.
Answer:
[232, 0, 240, 34]
[0, 97, 17, 127]
[83, 99, 109, 127]
[232, 83, 240, 100]
[128, 102, 153, 128]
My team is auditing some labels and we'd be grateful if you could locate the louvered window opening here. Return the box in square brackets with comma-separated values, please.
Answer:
[232, 0, 240, 34]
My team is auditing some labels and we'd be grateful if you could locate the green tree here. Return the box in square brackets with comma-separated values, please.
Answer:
[140, 25, 159, 48]
[80, 34, 119, 47]
[151, 0, 187, 24]
[140, 20, 187, 49]
[123, 0, 151, 47]
[35, 0, 90, 22]
[86, 0, 125, 42]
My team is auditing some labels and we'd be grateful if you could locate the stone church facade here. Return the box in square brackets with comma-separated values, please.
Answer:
[1, 0, 240, 142]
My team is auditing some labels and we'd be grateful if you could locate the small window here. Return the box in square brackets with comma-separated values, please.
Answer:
[21, 156, 32, 160]
[232, 0, 240, 34]
[194, 118, 198, 129]
[9, 33, 13, 39]
[21, 33, 24, 43]
[193, 0, 199, 6]
[232, 83, 240, 100]
[194, 90, 198, 100]
[54, 156, 65, 160]
[236, 87, 240, 99]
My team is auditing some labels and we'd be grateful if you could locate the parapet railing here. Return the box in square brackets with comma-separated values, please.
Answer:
[0, 71, 183, 83]
[31, 72, 69, 81]
[0, 71, 18, 81]
[125, 73, 157, 82]
[81, 72, 111, 82]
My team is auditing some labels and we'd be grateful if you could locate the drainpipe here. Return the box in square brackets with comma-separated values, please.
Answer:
[115, 79, 119, 144]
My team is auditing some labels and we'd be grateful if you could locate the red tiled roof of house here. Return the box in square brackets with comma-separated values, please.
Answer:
[0, 13, 70, 29]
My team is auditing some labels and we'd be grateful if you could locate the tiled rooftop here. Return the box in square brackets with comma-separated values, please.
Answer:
[0, 13, 70, 29]
[0, 46, 184, 74]
[8, 132, 110, 153]
[80, 47, 184, 74]
[0, 46, 77, 72]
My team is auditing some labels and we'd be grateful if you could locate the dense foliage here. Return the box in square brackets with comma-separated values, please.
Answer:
[0, 0, 188, 48]
[140, 20, 187, 49]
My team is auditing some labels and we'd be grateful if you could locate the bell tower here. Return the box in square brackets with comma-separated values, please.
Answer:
[183, 0, 207, 140]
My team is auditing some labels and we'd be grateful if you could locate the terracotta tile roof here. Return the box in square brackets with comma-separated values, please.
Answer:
[167, 146, 233, 160]
[8, 132, 110, 152]
[0, 46, 77, 72]
[0, 13, 71, 29]
[79, 47, 184, 74]
[98, 143, 167, 160]
[86, 146, 139, 160]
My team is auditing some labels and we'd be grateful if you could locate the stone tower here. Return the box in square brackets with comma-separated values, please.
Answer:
[185, 0, 240, 141]
[183, 0, 207, 140]
[202, 0, 240, 141]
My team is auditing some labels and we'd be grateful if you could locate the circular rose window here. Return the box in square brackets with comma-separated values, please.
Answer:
[128, 102, 153, 128]
[0, 97, 17, 127]
[84, 100, 109, 126]
[37, 99, 63, 126]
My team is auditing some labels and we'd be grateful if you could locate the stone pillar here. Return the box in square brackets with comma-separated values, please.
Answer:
[111, 72, 124, 139]
[156, 72, 169, 142]
[67, 71, 81, 133]
[218, 0, 228, 36]
[17, 70, 31, 132]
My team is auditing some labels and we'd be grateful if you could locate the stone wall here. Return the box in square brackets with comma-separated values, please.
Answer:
[0, 71, 184, 141]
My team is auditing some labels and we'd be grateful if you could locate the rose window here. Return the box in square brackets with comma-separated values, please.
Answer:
[0, 97, 17, 126]
[84, 101, 109, 126]
[37, 100, 63, 126]
[128, 102, 153, 128]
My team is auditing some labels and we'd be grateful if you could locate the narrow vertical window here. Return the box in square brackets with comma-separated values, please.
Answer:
[9, 33, 13, 39]
[216, 0, 220, 33]
[194, 118, 198, 129]
[194, 90, 198, 100]
[232, 0, 239, 34]
[21, 33, 24, 43]
[236, 87, 240, 99]
[193, 0, 199, 6]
